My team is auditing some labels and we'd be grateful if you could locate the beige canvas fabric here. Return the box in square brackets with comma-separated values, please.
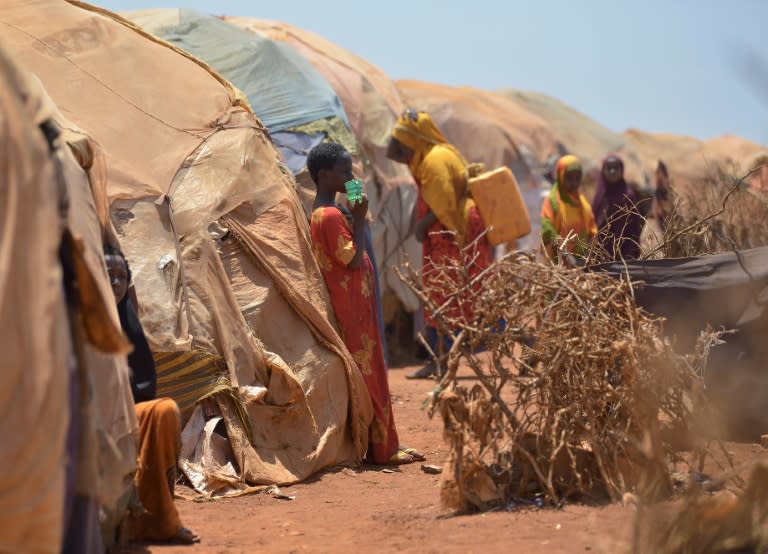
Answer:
[0, 42, 71, 554]
[624, 129, 767, 192]
[224, 18, 414, 193]
[224, 17, 422, 314]
[497, 89, 647, 186]
[0, 0, 372, 486]
[15, 56, 140, 533]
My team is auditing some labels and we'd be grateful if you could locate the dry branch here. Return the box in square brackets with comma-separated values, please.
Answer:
[398, 245, 725, 512]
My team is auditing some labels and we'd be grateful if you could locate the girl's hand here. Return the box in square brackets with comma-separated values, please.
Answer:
[350, 193, 368, 222]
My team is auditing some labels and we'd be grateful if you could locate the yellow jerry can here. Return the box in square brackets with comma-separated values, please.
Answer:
[468, 166, 531, 246]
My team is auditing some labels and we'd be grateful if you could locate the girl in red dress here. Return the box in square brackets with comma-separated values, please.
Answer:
[307, 142, 424, 465]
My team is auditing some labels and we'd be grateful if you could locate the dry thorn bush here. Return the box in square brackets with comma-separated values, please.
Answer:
[645, 162, 768, 259]
[632, 461, 768, 554]
[397, 248, 725, 513]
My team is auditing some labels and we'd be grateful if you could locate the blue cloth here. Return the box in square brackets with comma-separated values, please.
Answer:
[150, 10, 349, 132]
[272, 131, 325, 175]
[364, 221, 389, 367]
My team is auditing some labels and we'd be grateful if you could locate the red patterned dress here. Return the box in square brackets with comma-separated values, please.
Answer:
[417, 193, 493, 327]
[310, 205, 399, 463]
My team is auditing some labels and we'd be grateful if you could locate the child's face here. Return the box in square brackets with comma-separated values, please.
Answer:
[105, 254, 128, 302]
[324, 152, 354, 193]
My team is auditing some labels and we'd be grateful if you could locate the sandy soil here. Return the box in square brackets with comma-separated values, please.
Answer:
[129, 365, 767, 554]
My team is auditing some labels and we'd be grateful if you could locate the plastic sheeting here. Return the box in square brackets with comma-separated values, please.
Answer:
[272, 131, 325, 175]
[624, 129, 766, 192]
[225, 18, 414, 193]
[124, 9, 349, 134]
[225, 18, 422, 314]
[498, 88, 648, 187]
[1, 0, 372, 487]
[0, 42, 71, 554]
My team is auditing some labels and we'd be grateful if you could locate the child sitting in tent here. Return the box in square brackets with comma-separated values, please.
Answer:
[104, 245, 200, 545]
[306, 142, 425, 465]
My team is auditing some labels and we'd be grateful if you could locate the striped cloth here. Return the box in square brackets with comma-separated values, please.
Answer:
[154, 350, 227, 423]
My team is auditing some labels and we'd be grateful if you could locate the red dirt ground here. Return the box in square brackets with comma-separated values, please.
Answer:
[133, 365, 767, 554]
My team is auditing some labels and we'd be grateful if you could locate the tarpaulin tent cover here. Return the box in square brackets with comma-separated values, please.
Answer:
[225, 17, 421, 314]
[595, 247, 768, 437]
[225, 17, 414, 193]
[593, 246, 768, 349]
[124, 8, 350, 136]
[0, 0, 372, 488]
[623, 129, 767, 191]
[0, 42, 72, 553]
[498, 88, 647, 186]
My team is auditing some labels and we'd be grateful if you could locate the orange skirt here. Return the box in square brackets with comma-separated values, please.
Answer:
[128, 398, 182, 541]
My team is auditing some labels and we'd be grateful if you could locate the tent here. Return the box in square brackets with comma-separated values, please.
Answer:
[497, 88, 648, 187]
[593, 247, 768, 438]
[0, 41, 140, 551]
[120, 8, 356, 214]
[623, 128, 767, 191]
[223, 17, 421, 316]
[397, 80, 560, 250]
[122, 9, 355, 170]
[0, 42, 74, 553]
[0, 0, 372, 490]
[223, 17, 414, 194]
[124, 10, 419, 327]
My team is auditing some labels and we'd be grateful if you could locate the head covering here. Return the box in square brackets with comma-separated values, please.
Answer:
[540, 154, 597, 260]
[591, 155, 630, 216]
[591, 154, 642, 260]
[391, 109, 464, 173]
[555, 154, 582, 188]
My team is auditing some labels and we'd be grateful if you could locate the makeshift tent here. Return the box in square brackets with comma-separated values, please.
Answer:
[0, 40, 140, 551]
[498, 88, 648, 187]
[122, 9, 354, 158]
[593, 247, 768, 437]
[623, 129, 767, 191]
[224, 17, 421, 315]
[223, 17, 413, 193]
[397, 80, 559, 250]
[0, 42, 72, 554]
[0, 0, 372, 490]
[124, 10, 417, 329]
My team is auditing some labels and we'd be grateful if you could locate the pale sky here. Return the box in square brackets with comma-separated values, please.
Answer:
[99, 0, 768, 144]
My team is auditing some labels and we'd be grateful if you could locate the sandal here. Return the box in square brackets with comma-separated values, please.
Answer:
[399, 447, 426, 462]
[168, 527, 200, 545]
[385, 447, 426, 465]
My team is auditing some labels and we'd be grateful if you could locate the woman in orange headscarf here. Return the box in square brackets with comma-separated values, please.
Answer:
[387, 110, 492, 378]
[540, 154, 597, 261]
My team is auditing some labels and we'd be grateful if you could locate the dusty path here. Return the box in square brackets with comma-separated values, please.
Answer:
[133, 365, 766, 554]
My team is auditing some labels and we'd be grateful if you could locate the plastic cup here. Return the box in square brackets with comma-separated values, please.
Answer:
[345, 179, 364, 205]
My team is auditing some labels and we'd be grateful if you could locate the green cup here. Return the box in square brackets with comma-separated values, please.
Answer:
[345, 179, 364, 205]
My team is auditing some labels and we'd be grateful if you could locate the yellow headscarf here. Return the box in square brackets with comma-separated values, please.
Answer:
[541, 154, 596, 258]
[392, 110, 466, 173]
[555, 154, 582, 187]
[391, 110, 474, 238]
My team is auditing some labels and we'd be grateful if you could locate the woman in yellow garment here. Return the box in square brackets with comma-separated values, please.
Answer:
[540, 154, 597, 261]
[387, 110, 492, 378]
